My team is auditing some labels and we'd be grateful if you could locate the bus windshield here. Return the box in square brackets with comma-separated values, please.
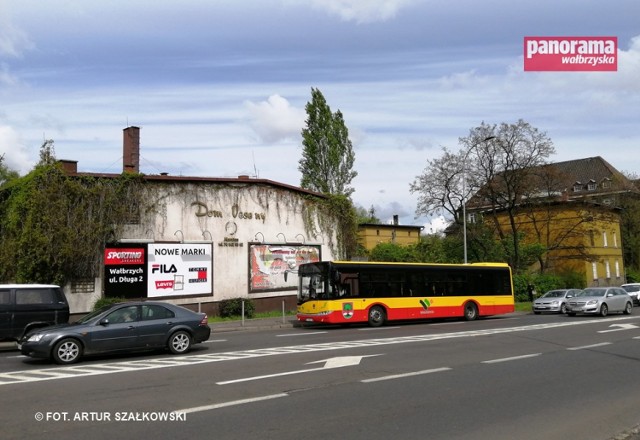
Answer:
[297, 262, 340, 303]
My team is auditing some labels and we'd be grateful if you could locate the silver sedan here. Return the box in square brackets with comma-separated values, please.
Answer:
[566, 287, 633, 317]
[533, 289, 582, 314]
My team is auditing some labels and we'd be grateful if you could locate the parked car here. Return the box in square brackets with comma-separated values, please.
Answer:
[533, 289, 582, 314]
[19, 301, 211, 364]
[621, 283, 640, 306]
[0, 284, 70, 341]
[566, 287, 633, 317]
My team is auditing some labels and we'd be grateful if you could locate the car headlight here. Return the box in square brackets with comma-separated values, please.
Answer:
[586, 300, 598, 306]
[551, 301, 559, 306]
[27, 334, 46, 342]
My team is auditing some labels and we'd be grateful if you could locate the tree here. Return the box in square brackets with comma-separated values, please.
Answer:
[355, 204, 381, 224]
[0, 154, 19, 188]
[299, 88, 357, 197]
[411, 119, 555, 269]
[38, 139, 57, 166]
[462, 120, 555, 270]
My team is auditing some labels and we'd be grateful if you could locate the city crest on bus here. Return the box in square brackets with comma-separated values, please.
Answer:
[342, 302, 354, 319]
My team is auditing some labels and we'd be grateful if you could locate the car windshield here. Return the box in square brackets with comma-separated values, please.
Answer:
[542, 291, 565, 298]
[74, 305, 113, 324]
[578, 289, 606, 297]
[623, 285, 640, 292]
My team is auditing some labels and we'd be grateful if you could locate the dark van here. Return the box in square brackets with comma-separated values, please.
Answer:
[0, 284, 70, 341]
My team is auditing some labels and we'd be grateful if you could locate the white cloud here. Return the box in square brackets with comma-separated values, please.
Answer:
[0, 125, 31, 174]
[244, 94, 306, 143]
[307, 0, 418, 23]
[0, 4, 33, 58]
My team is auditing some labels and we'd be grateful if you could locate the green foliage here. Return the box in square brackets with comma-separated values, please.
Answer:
[93, 296, 127, 310]
[368, 242, 420, 262]
[355, 205, 380, 224]
[625, 268, 640, 283]
[512, 271, 583, 302]
[0, 154, 20, 188]
[219, 298, 255, 318]
[0, 162, 145, 285]
[299, 87, 357, 197]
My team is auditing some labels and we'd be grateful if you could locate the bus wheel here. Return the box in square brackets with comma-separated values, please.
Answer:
[368, 306, 386, 327]
[463, 302, 478, 321]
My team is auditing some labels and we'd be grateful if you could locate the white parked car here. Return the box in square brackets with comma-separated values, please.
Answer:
[621, 283, 640, 306]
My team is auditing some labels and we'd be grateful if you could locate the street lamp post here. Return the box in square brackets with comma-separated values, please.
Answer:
[462, 136, 495, 264]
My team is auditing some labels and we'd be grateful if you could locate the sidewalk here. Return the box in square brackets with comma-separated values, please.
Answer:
[211, 316, 301, 333]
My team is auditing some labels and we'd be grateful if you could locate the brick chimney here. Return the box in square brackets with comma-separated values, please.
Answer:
[123, 126, 140, 173]
[58, 159, 78, 174]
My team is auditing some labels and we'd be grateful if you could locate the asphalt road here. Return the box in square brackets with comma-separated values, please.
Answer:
[2, 312, 640, 440]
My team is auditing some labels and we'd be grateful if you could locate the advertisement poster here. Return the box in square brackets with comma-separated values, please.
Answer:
[147, 243, 213, 298]
[249, 244, 320, 293]
[104, 244, 147, 298]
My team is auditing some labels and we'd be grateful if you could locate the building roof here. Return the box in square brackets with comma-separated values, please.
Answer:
[358, 223, 424, 231]
[67, 170, 327, 199]
[539, 156, 636, 194]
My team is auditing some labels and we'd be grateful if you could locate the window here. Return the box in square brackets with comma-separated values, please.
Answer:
[602, 179, 611, 189]
[613, 232, 618, 248]
[142, 304, 175, 320]
[615, 260, 620, 278]
[468, 212, 477, 224]
[0, 290, 10, 305]
[107, 305, 139, 323]
[16, 289, 55, 305]
[589, 231, 595, 247]
[605, 261, 611, 279]
[592, 262, 598, 280]
[573, 182, 582, 192]
[603, 232, 608, 247]
[588, 181, 597, 191]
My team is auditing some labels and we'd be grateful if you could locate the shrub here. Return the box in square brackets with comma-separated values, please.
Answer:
[219, 298, 255, 318]
[93, 296, 127, 310]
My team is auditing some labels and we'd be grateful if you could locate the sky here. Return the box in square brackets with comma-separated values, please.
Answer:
[1, 1, 639, 232]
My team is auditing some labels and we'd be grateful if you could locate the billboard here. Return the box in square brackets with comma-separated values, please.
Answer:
[147, 243, 213, 298]
[104, 244, 147, 298]
[249, 244, 320, 293]
[104, 243, 213, 298]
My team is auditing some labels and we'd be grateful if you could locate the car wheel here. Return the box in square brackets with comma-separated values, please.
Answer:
[560, 303, 567, 314]
[533, 311, 541, 315]
[368, 306, 386, 327]
[567, 312, 576, 317]
[168, 331, 192, 354]
[464, 302, 478, 321]
[624, 302, 632, 315]
[52, 338, 82, 365]
[600, 303, 608, 317]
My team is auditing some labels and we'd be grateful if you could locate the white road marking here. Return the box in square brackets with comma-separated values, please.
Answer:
[361, 367, 451, 383]
[218, 355, 378, 385]
[2, 316, 637, 386]
[598, 323, 639, 333]
[567, 342, 612, 351]
[180, 393, 289, 414]
[482, 353, 541, 364]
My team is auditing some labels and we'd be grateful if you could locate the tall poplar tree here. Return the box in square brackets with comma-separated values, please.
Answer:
[299, 88, 357, 196]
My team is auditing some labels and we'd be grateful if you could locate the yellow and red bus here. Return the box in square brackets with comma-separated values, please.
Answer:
[296, 261, 514, 327]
